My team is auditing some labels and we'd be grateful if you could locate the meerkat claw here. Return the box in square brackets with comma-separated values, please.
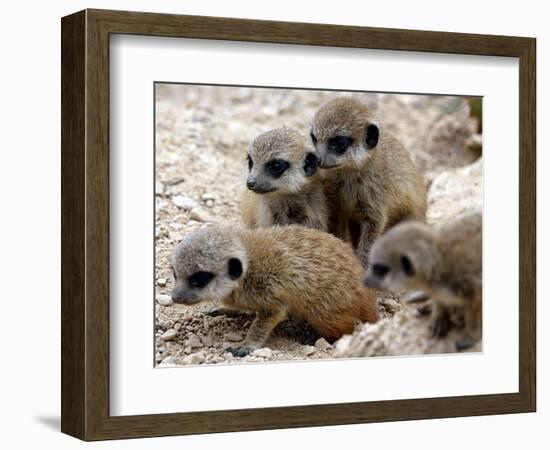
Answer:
[227, 346, 254, 357]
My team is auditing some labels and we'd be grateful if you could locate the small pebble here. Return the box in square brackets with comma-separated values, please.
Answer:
[314, 337, 333, 351]
[173, 322, 182, 332]
[188, 334, 203, 348]
[224, 331, 243, 342]
[182, 352, 205, 365]
[201, 335, 213, 347]
[156, 294, 173, 306]
[190, 207, 213, 222]
[252, 348, 273, 359]
[157, 278, 167, 287]
[303, 345, 316, 356]
[161, 329, 177, 341]
[172, 194, 198, 210]
[205, 199, 215, 208]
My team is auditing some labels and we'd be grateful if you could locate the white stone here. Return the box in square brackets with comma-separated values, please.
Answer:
[182, 352, 205, 365]
[252, 348, 273, 359]
[189, 207, 213, 222]
[160, 329, 177, 341]
[303, 345, 316, 356]
[156, 278, 167, 287]
[314, 337, 333, 351]
[156, 294, 173, 306]
[188, 334, 203, 348]
[172, 194, 198, 210]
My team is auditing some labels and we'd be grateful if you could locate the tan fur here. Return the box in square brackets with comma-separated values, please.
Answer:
[241, 128, 328, 231]
[364, 210, 482, 340]
[171, 224, 378, 356]
[311, 97, 427, 267]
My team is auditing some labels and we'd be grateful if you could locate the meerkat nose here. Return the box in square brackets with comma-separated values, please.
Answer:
[246, 179, 257, 189]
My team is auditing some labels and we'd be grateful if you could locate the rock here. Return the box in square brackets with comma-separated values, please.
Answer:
[252, 348, 273, 359]
[156, 294, 173, 306]
[203, 317, 210, 331]
[303, 345, 316, 356]
[182, 352, 205, 365]
[428, 159, 482, 226]
[187, 334, 203, 348]
[189, 207, 213, 222]
[156, 278, 167, 287]
[201, 335, 213, 347]
[314, 338, 333, 351]
[335, 307, 480, 357]
[172, 194, 198, 210]
[205, 199, 215, 208]
[160, 329, 177, 341]
[201, 192, 217, 201]
[224, 331, 243, 342]
[173, 322, 182, 332]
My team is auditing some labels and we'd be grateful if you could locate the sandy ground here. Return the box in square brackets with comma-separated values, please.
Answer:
[154, 84, 481, 366]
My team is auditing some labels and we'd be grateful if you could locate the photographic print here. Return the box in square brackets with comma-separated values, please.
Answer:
[154, 84, 483, 367]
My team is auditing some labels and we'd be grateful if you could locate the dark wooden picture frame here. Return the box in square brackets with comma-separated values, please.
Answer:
[61, 9, 536, 441]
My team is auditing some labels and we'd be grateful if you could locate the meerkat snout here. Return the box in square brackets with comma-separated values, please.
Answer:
[310, 97, 380, 169]
[246, 128, 320, 194]
[170, 225, 247, 305]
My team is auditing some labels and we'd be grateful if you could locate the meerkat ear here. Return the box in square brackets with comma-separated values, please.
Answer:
[228, 258, 243, 280]
[303, 152, 319, 177]
[365, 124, 379, 149]
[401, 255, 415, 277]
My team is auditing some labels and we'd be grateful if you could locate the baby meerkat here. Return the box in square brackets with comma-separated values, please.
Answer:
[311, 96, 427, 267]
[241, 128, 328, 230]
[171, 224, 378, 356]
[363, 210, 482, 344]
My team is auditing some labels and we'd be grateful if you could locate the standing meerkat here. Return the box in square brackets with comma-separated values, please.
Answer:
[363, 210, 482, 344]
[241, 128, 328, 231]
[171, 224, 378, 356]
[310, 96, 427, 267]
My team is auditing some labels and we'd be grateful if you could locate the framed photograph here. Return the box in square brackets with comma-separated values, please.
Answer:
[61, 9, 536, 441]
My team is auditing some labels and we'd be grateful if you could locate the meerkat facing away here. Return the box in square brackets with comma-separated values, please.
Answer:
[363, 210, 482, 344]
[241, 128, 328, 231]
[171, 224, 378, 356]
[310, 97, 427, 267]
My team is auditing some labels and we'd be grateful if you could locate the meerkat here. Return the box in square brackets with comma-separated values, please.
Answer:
[310, 96, 427, 267]
[171, 224, 378, 356]
[363, 210, 482, 345]
[241, 128, 328, 231]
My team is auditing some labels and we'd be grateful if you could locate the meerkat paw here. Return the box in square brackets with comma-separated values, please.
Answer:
[227, 345, 256, 357]
[455, 338, 475, 351]
[206, 307, 249, 318]
[430, 312, 451, 338]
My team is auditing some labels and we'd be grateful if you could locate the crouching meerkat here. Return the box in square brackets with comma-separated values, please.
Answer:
[241, 128, 328, 231]
[310, 97, 427, 267]
[363, 210, 482, 345]
[171, 224, 378, 356]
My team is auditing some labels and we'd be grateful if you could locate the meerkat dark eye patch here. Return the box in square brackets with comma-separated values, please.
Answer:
[401, 255, 415, 277]
[310, 132, 317, 145]
[365, 124, 379, 149]
[372, 263, 390, 278]
[328, 136, 353, 154]
[188, 271, 215, 289]
[247, 154, 253, 170]
[172, 267, 177, 281]
[303, 152, 318, 177]
[265, 159, 290, 178]
[228, 258, 243, 280]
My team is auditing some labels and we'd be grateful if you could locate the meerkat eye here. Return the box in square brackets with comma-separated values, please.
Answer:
[372, 263, 390, 278]
[265, 159, 290, 178]
[365, 124, 379, 149]
[188, 271, 215, 289]
[328, 136, 353, 154]
[310, 132, 317, 145]
[247, 154, 253, 170]
[401, 256, 415, 277]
